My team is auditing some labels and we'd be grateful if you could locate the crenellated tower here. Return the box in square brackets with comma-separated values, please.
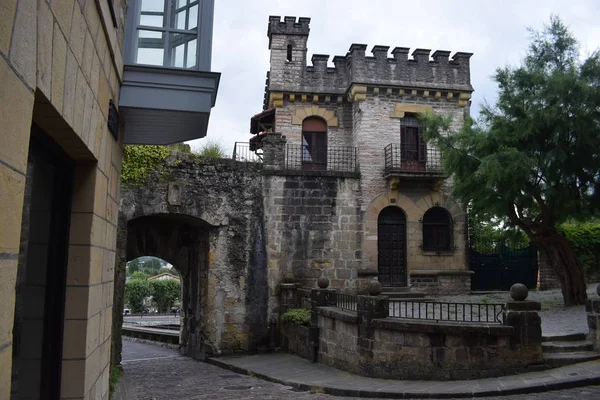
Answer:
[266, 16, 310, 106]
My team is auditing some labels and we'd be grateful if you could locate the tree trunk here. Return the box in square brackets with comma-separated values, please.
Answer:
[535, 230, 587, 306]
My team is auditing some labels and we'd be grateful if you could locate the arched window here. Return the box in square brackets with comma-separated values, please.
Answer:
[422, 207, 452, 251]
[302, 117, 327, 170]
[287, 44, 293, 62]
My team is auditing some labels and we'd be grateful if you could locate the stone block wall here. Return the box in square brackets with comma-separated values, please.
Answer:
[317, 308, 359, 373]
[369, 320, 526, 380]
[263, 173, 365, 316]
[410, 271, 473, 295]
[117, 155, 268, 357]
[1, 0, 126, 399]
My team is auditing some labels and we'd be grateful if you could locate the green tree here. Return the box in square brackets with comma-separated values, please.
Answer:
[125, 279, 151, 314]
[130, 271, 150, 281]
[423, 16, 600, 306]
[149, 279, 181, 313]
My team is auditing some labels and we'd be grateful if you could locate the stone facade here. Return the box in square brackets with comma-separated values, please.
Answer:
[116, 155, 268, 357]
[1, 1, 127, 399]
[259, 16, 474, 301]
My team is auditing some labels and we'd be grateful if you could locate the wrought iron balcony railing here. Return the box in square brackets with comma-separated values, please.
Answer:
[384, 143, 445, 176]
[232, 142, 263, 162]
[285, 145, 358, 173]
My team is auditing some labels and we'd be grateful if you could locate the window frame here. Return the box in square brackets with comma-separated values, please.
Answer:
[422, 207, 453, 252]
[301, 117, 328, 169]
[129, 0, 201, 68]
[400, 116, 427, 164]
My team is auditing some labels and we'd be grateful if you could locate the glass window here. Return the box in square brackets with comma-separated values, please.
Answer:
[422, 207, 453, 251]
[132, 0, 200, 69]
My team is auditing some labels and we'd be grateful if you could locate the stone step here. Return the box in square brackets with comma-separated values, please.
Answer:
[542, 340, 594, 353]
[543, 351, 600, 368]
[542, 333, 587, 342]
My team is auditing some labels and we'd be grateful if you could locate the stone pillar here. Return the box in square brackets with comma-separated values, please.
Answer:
[502, 284, 543, 362]
[309, 287, 336, 362]
[357, 295, 389, 374]
[262, 132, 286, 170]
[585, 285, 600, 351]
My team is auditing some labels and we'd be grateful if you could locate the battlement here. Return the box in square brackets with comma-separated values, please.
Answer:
[266, 17, 474, 98]
[268, 16, 310, 44]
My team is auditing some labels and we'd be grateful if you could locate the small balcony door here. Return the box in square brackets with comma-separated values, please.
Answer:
[302, 117, 327, 171]
[400, 116, 426, 172]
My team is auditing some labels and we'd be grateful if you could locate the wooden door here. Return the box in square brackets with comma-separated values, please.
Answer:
[377, 207, 407, 286]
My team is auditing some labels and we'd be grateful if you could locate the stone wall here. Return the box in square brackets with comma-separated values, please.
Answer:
[317, 307, 359, 373]
[369, 320, 526, 380]
[410, 270, 473, 295]
[1, 0, 126, 398]
[281, 290, 545, 380]
[263, 172, 365, 317]
[116, 154, 268, 357]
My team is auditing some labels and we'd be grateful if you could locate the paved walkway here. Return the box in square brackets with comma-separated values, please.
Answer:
[210, 352, 600, 398]
[118, 341, 600, 399]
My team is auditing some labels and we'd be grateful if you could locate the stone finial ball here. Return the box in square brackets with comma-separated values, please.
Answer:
[510, 283, 529, 301]
[368, 281, 382, 296]
[317, 277, 330, 289]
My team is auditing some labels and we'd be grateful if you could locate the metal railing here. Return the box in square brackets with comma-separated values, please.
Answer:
[336, 293, 357, 311]
[388, 300, 505, 324]
[384, 143, 444, 175]
[232, 142, 263, 162]
[285, 145, 358, 172]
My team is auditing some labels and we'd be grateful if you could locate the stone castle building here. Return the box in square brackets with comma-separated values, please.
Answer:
[253, 16, 474, 302]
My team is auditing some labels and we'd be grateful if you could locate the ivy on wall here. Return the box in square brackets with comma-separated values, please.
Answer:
[120, 143, 195, 186]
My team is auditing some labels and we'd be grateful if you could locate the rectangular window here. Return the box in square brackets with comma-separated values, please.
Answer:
[133, 0, 200, 68]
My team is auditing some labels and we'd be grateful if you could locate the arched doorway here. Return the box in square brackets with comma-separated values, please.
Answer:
[378, 206, 407, 287]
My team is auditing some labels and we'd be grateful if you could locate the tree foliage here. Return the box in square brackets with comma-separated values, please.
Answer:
[560, 221, 600, 279]
[149, 279, 181, 313]
[125, 279, 151, 314]
[422, 16, 599, 305]
[126, 256, 166, 276]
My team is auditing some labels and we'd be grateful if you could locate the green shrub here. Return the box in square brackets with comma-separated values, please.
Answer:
[281, 308, 311, 326]
[197, 139, 228, 158]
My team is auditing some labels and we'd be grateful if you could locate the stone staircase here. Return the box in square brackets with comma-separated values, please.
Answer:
[542, 333, 600, 367]
[381, 287, 430, 300]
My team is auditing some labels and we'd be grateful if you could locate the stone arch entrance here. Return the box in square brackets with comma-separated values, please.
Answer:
[126, 214, 210, 359]
[377, 207, 407, 287]
[112, 155, 268, 365]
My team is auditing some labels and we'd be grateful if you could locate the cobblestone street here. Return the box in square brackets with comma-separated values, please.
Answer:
[120, 341, 600, 399]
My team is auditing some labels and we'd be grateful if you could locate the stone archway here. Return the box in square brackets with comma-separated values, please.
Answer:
[112, 154, 269, 366]
[125, 214, 211, 359]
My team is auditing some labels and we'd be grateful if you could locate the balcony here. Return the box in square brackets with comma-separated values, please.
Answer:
[119, 0, 220, 145]
[384, 143, 446, 179]
[285, 144, 358, 173]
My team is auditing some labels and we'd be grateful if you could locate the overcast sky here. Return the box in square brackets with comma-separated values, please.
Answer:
[187, 0, 600, 154]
